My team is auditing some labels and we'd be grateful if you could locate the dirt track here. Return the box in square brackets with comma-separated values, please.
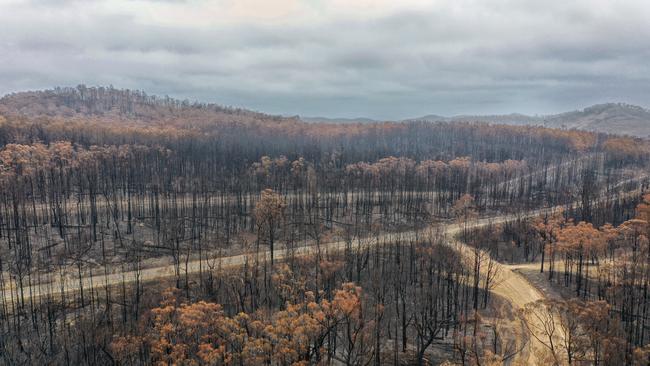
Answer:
[490, 261, 554, 364]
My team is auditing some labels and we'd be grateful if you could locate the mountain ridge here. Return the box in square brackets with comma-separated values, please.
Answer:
[1, 86, 649, 137]
[301, 103, 650, 138]
[407, 102, 650, 137]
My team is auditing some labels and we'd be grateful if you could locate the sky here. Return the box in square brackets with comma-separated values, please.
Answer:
[1, 0, 650, 120]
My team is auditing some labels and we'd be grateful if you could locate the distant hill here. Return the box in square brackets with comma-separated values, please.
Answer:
[408, 113, 540, 125]
[408, 103, 650, 138]
[2, 87, 649, 138]
[0, 85, 297, 129]
[543, 103, 650, 137]
[300, 116, 382, 124]
[311, 104, 650, 138]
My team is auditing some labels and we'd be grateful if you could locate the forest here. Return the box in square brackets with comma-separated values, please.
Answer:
[0, 86, 649, 365]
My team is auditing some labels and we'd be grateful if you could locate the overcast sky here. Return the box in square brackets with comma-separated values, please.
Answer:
[1, 0, 650, 119]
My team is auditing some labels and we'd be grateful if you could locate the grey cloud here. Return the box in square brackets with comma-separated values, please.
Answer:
[1, 0, 650, 119]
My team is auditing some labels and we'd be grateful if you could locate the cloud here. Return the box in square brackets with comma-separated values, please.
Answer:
[1, 0, 649, 119]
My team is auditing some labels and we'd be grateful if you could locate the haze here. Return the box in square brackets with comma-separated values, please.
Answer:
[2, 0, 650, 119]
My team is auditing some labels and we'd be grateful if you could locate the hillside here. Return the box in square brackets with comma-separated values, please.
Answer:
[544, 103, 650, 137]
[420, 113, 540, 126]
[4, 87, 649, 138]
[410, 103, 650, 138]
[0, 85, 297, 129]
[300, 116, 382, 124]
[300, 104, 650, 138]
